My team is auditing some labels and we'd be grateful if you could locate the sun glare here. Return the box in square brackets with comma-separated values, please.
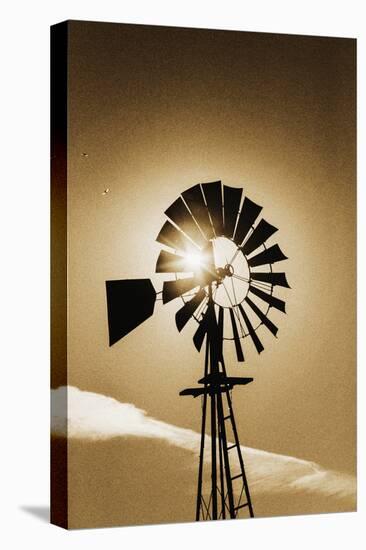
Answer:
[184, 252, 202, 270]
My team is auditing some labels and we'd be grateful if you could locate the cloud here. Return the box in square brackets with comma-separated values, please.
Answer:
[51, 386, 356, 503]
[52, 385, 201, 452]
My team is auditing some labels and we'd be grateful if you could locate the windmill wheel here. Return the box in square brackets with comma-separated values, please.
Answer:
[155, 181, 290, 362]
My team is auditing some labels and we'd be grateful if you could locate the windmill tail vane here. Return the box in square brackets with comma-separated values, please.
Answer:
[105, 180, 290, 521]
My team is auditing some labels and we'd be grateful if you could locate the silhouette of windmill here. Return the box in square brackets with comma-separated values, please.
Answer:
[106, 181, 290, 521]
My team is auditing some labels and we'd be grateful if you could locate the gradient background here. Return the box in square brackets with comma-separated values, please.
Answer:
[60, 21, 355, 527]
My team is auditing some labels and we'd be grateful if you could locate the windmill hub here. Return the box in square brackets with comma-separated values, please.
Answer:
[215, 263, 234, 280]
[208, 236, 250, 308]
[224, 263, 234, 277]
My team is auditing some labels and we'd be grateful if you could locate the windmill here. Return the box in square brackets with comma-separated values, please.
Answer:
[106, 181, 289, 521]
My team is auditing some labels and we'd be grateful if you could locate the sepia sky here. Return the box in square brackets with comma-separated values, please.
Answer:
[58, 20, 356, 526]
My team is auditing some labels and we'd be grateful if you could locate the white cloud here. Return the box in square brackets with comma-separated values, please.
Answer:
[52, 385, 201, 452]
[51, 386, 356, 502]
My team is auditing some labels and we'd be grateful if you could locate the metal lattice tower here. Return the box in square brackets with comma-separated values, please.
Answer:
[181, 292, 254, 520]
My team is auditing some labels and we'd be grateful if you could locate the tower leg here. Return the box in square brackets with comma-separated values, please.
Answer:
[218, 420, 226, 519]
[211, 389, 218, 519]
[196, 336, 209, 520]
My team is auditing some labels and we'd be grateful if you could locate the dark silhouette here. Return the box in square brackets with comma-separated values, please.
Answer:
[180, 293, 254, 520]
[106, 279, 156, 345]
[105, 180, 290, 521]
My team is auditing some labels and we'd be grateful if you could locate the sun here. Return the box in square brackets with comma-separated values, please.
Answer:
[183, 252, 203, 270]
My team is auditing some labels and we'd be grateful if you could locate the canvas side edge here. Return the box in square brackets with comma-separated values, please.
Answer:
[50, 21, 68, 530]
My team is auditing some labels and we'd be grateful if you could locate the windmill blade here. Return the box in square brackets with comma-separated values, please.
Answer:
[165, 197, 206, 248]
[242, 219, 278, 256]
[192, 300, 221, 354]
[193, 311, 209, 351]
[245, 296, 278, 336]
[249, 285, 286, 313]
[163, 277, 200, 304]
[229, 308, 244, 362]
[201, 181, 224, 237]
[233, 197, 262, 245]
[247, 244, 288, 267]
[202, 240, 215, 271]
[176, 289, 207, 332]
[251, 272, 290, 288]
[223, 185, 242, 239]
[156, 250, 191, 273]
[156, 220, 197, 253]
[181, 184, 215, 240]
[238, 303, 264, 354]
[105, 279, 156, 346]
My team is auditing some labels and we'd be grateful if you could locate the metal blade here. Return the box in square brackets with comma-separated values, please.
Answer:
[245, 296, 278, 336]
[195, 303, 223, 362]
[251, 272, 290, 288]
[249, 285, 286, 313]
[242, 219, 278, 256]
[165, 197, 206, 248]
[247, 244, 288, 267]
[223, 185, 242, 239]
[193, 309, 209, 351]
[229, 308, 244, 362]
[105, 279, 156, 346]
[163, 277, 200, 304]
[233, 197, 262, 245]
[203, 240, 215, 270]
[176, 289, 207, 332]
[156, 220, 197, 253]
[156, 250, 191, 273]
[182, 184, 215, 240]
[238, 303, 264, 354]
[202, 181, 224, 237]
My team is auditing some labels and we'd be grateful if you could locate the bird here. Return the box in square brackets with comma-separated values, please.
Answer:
[102, 188, 110, 196]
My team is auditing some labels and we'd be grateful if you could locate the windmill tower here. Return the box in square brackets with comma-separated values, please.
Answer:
[106, 181, 290, 521]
